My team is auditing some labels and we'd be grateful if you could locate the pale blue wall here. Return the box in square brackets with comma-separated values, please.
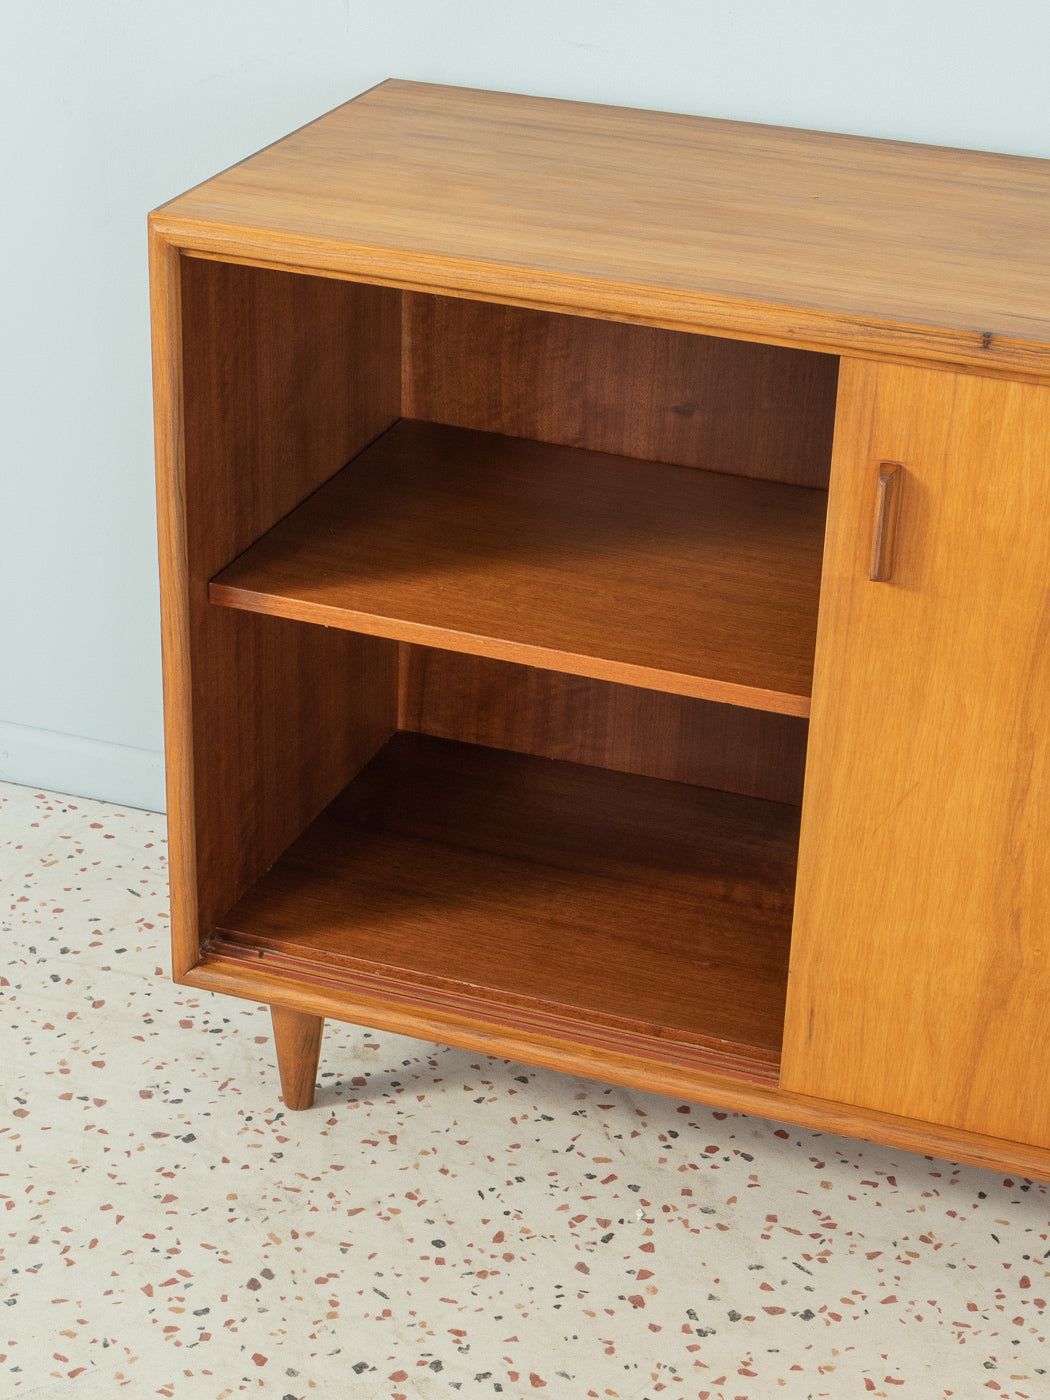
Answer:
[2, 0, 1048, 809]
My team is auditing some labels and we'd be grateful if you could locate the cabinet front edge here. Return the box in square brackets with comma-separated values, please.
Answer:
[145, 222, 1050, 382]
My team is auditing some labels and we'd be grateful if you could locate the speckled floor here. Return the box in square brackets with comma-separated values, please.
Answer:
[3, 780, 1050, 1400]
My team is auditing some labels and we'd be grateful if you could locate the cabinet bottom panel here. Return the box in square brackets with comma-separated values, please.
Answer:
[206, 733, 800, 1081]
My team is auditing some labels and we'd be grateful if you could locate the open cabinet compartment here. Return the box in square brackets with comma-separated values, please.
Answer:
[175, 254, 838, 1087]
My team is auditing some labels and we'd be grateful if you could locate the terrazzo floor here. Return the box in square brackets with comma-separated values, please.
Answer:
[3, 778, 1050, 1400]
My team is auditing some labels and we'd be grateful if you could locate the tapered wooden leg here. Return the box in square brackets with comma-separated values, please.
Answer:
[271, 1005, 324, 1109]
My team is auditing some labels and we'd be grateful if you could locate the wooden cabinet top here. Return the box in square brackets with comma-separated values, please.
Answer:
[151, 79, 1050, 377]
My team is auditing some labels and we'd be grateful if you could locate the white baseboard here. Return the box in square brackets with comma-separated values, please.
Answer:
[0, 720, 166, 812]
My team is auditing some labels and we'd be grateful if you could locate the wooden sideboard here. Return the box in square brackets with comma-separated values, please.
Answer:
[149, 80, 1050, 1177]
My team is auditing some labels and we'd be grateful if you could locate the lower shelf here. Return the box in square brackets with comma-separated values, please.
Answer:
[207, 734, 800, 1084]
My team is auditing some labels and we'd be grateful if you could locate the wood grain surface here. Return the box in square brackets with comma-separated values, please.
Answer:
[210, 420, 828, 715]
[210, 733, 800, 1065]
[399, 647, 809, 805]
[782, 359, 1050, 1149]
[155, 256, 402, 969]
[151, 80, 1050, 376]
[270, 1005, 324, 1110]
[403, 294, 838, 488]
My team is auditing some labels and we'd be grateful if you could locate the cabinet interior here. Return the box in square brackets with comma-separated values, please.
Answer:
[180, 255, 839, 1083]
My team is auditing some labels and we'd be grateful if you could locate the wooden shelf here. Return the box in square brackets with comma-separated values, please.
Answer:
[207, 734, 799, 1080]
[210, 420, 827, 716]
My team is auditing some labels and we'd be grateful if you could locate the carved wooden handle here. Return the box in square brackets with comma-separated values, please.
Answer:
[869, 462, 904, 582]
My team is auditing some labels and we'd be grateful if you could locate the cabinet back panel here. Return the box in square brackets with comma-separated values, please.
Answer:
[403, 294, 838, 489]
[400, 646, 807, 805]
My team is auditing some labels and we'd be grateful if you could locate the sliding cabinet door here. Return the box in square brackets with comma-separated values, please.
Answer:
[782, 359, 1050, 1149]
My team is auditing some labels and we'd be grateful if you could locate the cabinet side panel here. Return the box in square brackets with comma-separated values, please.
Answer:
[783, 359, 1050, 1149]
[150, 231, 197, 976]
[402, 294, 838, 488]
[175, 259, 402, 956]
[400, 647, 807, 804]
